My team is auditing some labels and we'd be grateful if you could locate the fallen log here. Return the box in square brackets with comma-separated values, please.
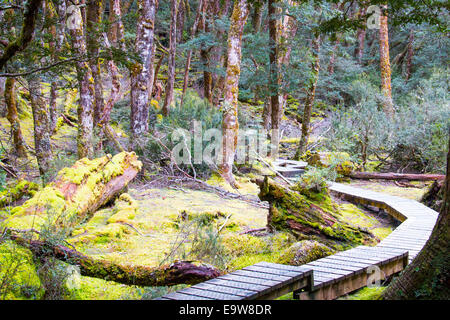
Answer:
[347, 171, 445, 181]
[2, 151, 142, 232]
[9, 234, 221, 287]
[255, 177, 377, 246]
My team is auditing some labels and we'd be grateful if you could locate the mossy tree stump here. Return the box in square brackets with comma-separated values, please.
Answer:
[256, 177, 376, 247]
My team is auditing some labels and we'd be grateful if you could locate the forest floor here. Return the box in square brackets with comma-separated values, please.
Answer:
[0, 90, 435, 300]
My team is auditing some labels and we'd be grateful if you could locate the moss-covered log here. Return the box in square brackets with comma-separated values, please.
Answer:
[256, 177, 376, 246]
[2, 152, 142, 232]
[9, 234, 221, 287]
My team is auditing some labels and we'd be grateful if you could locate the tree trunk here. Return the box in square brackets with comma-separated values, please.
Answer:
[86, 0, 105, 127]
[347, 171, 445, 181]
[219, 0, 249, 187]
[405, 29, 414, 82]
[67, 1, 95, 159]
[252, 0, 263, 33]
[268, 0, 281, 155]
[296, 34, 321, 159]
[108, 0, 126, 51]
[28, 77, 53, 184]
[383, 130, 450, 300]
[162, 0, 179, 116]
[379, 4, 394, 118]
[199, 1, 213, 104]
[181, 0, 204, 107]
[9, 235, 221, 287]
[5, 78, 27, 157]
[46, 0, 63, 133]
[354, 7, 366, 65]
[3, 152, 142, 232]
[130, 0, 156, 147]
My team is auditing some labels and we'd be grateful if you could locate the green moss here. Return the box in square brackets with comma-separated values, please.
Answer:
[0, 240, 45, 300]
[0, 180, 39, 208]
[372, 227, 392, 240]
[276, 240, 334, 266]
[343, 286, 386, 300]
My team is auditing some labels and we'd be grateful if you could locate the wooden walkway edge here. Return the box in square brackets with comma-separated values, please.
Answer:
[156, 182, 439, 300]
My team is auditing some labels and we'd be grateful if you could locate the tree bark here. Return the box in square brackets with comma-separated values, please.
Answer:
[379, 4, 394, 118]
[405, 29, 414, 82]
[130, 0, 156, 147]
[252, 0, 263, 33]
[296, 34, 321, 159]
[354, 7, 366, 65]
[108, 0, 126, 51]
[86, 0, 105, 127]
[219, 0, 249, 187]
[268, 0, 281, 155]
[383, 130, 450, 300]
[67, 1, 95, 159]
[346, 171, 445, 181]
[9, 234, 221, 287]
[28, 77, 53, 184]
[162, 0, 179, 116]
[199, 1, 213, 104]
[180, 0, 204, 107]
[5, 78, 27, 157]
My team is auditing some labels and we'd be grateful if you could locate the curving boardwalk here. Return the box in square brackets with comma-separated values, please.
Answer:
[156, 182, 439, 300]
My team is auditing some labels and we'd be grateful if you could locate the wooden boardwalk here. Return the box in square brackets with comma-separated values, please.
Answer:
[156, 182, 438, 300]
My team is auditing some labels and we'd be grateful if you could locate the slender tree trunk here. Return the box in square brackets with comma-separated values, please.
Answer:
[354, 7, 366, 65]
[176, 0, 185, 43]
[162, 0, 178, 116]
[219, 0, 249, 187]
[379, 4, 394, 118]
[252, 0, 263, 33]
[86, 0, 104, 127]
[46, 0, 61, 133]
[181, 0, 204, 107]
[268, 0, 281, 155]
[130, 0, 156, 147]
[199, 1, 213, 104]
[28, 77, 53, 184]
[67, 1, 95, 159]
[108, 0, 126, 51]
[405, 29, 414, 82]
[383, 130, 450, 300]
[5, 78, 27, 157]
[296, 35, 321, 159]
[328, 36, 339, 75]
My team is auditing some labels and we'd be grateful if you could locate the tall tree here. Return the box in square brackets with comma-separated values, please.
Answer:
[5, 78, 27, 157]
[47, 0, 66, 133]
[86, 0, 105, 126]
[181, 0, 204, 107]
[268, 0, 281, 153]
[219, 0, 249, 187]
[162, 0, 179, 116]
[405, 28, 414, 82]
[379, 4, 394, 118]
[199, 0, 213, 103]
[130, 0, 157, 147]
[295, 34, 321, 159]
[383, 129, 450, 299]
[66, 1, 95, 159]
[28, 77, 53, 183]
